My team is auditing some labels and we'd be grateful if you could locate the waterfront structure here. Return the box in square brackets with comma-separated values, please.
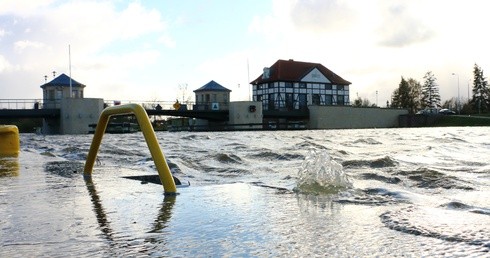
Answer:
[40, 73, 85, 109]
[250, 59, 351, 111]
[39, 73, 103, 134]
[193, 80, 231, 111]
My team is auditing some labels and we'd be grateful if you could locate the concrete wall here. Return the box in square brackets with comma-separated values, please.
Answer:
[228, 101, 263, 129]
[308, 105, 408, 129]
[60, 98, 104, 134]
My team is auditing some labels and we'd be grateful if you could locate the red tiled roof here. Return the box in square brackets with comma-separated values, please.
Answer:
[250, 59, 351, 85]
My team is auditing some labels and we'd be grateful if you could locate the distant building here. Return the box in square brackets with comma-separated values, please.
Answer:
[250, 59, 351, 111]
[40, 73, 86, 109]
[193, 80, 231, 111]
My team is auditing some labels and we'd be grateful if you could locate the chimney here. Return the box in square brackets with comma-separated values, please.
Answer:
[262, 67, 270, 79]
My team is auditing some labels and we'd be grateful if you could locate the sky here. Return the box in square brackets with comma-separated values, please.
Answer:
[1, 0, 490, 106]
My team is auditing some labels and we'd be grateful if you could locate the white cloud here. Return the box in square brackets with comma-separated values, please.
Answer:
[158, 34, 176, 48]
[14, 40, 45, 53]
[246, 0, 490, 105]
[0, 0, 175, 99]
[376, 3, 434, 47]
[0, 55, 12, 72]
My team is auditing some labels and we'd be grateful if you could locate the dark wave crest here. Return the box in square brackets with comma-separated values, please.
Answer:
[342, 156, 398, 168]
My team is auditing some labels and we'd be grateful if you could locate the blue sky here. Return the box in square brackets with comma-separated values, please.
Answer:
[1, 0, 489, 106]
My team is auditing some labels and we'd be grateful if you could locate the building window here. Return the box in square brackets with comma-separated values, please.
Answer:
[268, 82, 274, 88]
[325, 95, 333, 105]
[286, 93, 293, 110]
[337, 85, 344, 91]
[268, 93, 275, 110]
[257, 95, 262, 101]
[285, 82, 293, 88]
[312, 94, 321, 105]
[337, 95, 345, 105]
[223, 94, 228, 103]
[212, 94, 217, 102]
[325, 84, 332, 90]
[48, 90, 55, 100]
[56, 90, 63, 99]
[299, 82, 306, 88]
[298, 94, 307, 110]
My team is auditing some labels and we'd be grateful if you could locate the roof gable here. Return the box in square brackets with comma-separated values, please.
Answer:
[41, 73, 85, 88]
[193, 80, 231, 92]
[301, 67, 330, 83]
[251, 59, 351, 85]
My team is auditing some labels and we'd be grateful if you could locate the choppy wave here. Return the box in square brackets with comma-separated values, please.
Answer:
[214, 153, 243, 164]
[395, 167, 474, 190]
[342, 156, 398, 168]
[359, 173, 401, 184]
[381, 205, 490, 250]
[247, 150, 304, 161]
[335, 187, 409, 205]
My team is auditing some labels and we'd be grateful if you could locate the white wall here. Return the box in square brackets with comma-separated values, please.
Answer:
[60, 98, 104, 134]
[228, 101, 263, 129]
[309, 105, 408, 129]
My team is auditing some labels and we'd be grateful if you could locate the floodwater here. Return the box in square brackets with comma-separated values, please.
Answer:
[1, 127, 489, 257]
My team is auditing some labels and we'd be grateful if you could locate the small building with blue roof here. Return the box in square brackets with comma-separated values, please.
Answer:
[193, 80, 231, 111]
[40, 73, 86, 109]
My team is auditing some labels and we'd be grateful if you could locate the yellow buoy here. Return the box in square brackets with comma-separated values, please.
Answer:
[0, 125, 20, 157]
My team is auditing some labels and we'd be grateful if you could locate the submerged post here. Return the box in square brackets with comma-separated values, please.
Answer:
[84, 103, 177, 195]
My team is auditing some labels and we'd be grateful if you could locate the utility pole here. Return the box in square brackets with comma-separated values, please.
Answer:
[452, 73, 460, 114]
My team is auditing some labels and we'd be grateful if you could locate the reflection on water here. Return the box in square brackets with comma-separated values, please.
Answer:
[84, 177, 115, 243]
[0, 157, 19, 177]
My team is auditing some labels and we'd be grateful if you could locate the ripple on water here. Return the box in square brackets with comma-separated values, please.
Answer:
[334, 187, 409, 206]
[342, 156, 398, 168]
[381, 205, 490, 252]
[44, 161, 84, 177]
[214, 153, 243, 164]
[395, 167, 474, 190]
[248, 150, 304, 161]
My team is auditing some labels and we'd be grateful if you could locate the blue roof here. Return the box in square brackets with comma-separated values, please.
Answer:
[40, 73, 85, 88]
[193, 80, 231, 92]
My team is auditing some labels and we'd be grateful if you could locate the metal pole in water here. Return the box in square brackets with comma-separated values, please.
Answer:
[69, 44, 72, 98]
[83, 104, 177, 194]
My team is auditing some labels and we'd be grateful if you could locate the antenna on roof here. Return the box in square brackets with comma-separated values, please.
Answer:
[247, 58, 250, 101]
[69, 44, 72, 98]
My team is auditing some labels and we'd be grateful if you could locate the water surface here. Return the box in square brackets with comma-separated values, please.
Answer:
[1, 127, 489, 256]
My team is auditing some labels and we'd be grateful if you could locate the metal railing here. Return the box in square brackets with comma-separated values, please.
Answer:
[0, 99, 45, 110]
[84, 103, 177, 195]
[104, 100, 195, 111]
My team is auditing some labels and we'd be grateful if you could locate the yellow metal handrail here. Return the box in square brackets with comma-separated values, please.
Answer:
[84, 103, 177, 195]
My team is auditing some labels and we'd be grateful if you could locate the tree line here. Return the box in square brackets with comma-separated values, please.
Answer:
[354, 64, 490, 115]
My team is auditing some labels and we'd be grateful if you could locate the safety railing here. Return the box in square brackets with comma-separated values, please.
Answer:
[83, 103, 177, 195]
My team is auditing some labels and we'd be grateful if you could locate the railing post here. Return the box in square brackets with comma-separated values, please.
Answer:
[84, 103, 177, 195]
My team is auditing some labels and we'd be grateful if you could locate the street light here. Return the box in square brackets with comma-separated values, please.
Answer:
[452, 73, 460, 114]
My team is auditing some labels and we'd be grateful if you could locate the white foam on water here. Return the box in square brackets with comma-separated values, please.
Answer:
[295, 149, 352, 194]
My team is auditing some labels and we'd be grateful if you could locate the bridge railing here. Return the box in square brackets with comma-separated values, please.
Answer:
[1, 99, 230, 111]
[0, 99, 45, 110]
[104, 100, 196, 111]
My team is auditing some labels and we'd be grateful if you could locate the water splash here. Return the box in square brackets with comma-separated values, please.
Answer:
[295, 149, 352, 194]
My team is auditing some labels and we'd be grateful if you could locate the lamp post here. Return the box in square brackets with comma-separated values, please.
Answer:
[452, 73, 460, 114]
